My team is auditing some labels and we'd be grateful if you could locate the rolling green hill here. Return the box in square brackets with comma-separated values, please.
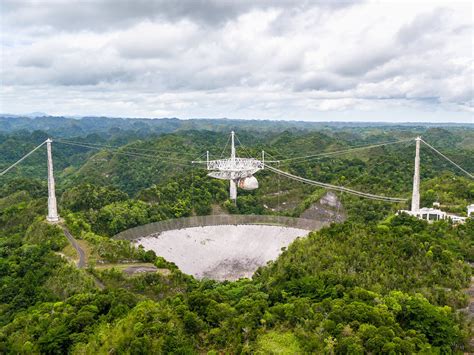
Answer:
[0, 119, 473, 353]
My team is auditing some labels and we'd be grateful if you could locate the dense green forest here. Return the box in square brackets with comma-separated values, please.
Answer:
[0, 117, 473, 353]
[3, 114, 472, 138]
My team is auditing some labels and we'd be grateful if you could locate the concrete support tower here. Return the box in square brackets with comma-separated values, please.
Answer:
[46, 138, 59, 222]
[411, 137, 421, 213]
[229, 131, 237, 201]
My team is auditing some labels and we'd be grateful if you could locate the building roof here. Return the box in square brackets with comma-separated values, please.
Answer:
[418, 207, 446, 214]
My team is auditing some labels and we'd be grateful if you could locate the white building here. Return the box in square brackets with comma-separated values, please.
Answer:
[468, 204, 474, 217]
[448, 214, 467, 224]
[399, 206, 446, 222]
[398, 205, 469, 224]
[415, 207, 446, 221]
[397, 136, 470, 224]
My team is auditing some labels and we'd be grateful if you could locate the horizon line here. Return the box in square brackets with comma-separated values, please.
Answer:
[1, 113, 473, 125]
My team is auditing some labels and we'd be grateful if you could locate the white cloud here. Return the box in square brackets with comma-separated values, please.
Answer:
[0, 0, 472, 122]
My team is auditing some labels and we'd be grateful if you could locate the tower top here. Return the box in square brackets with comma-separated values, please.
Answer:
[46, 138, 53, 143]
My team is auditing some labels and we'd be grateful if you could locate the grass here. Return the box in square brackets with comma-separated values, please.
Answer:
[61, 239, 95, 265]
[255, 331, 302, 354]
[94, 262, 156, 271]
[94, 262, 171, 275]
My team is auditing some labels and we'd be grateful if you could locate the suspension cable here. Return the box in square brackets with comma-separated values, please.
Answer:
[264, 163, 407, 202]
[55, 138, 200, 157]
[219, 133, 231, 158]
[0, 141, 46, 176]
[420, 139, 473, 179]
[55, 141, 192, 166]
[277, 138, 413, 164]
[235, 134, 253, 158]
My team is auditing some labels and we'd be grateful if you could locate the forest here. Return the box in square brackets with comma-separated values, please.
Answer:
[0, 117, 473, 353]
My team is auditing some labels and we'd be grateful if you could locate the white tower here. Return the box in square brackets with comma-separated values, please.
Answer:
[46, 138, 59, 222]
[411, 136, 421, 213]
[229, 131, 237, 201]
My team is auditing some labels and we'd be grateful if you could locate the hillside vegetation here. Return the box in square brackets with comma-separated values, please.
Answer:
[0, 119, 473, 353]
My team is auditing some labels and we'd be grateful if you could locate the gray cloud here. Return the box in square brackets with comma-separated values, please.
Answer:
[17, 55, 53, 68]
[396, 8, 445, 46]
[0, 1, 472, 121]
[2, 0, 357, 32]
[330, 48, 396, 77]
[294, 72, 356, 92]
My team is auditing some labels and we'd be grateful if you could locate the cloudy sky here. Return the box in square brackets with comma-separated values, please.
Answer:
[1, 0, 472, 122]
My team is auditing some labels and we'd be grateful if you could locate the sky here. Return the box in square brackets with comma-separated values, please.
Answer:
[0, 0, 473, 122]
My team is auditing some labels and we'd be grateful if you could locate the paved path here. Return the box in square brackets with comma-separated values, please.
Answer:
[468, 277, 474, 318]
[92, 275, 105, 290]
[467, 263, 474, 317]
[60, 225, 105, 289]
[61, 226, 86, 268]
[466, 263, 474, 350]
